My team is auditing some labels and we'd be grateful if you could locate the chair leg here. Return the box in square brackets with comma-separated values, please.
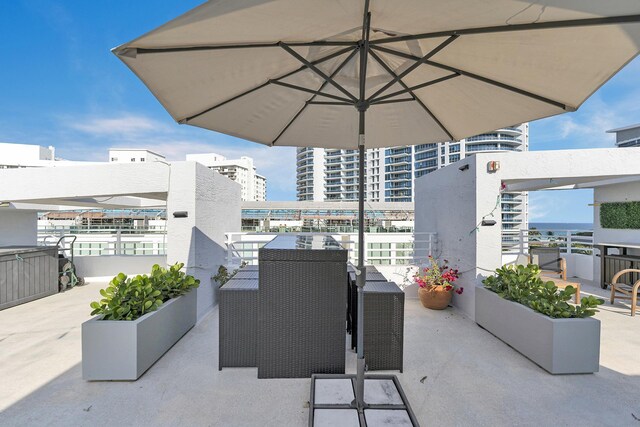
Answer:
[632, 281, 640, 317]
[610, 284, 616, 305]
[574, 283, 581, 304]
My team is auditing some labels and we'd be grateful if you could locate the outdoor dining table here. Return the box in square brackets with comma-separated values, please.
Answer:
[257, 235, 348, 378]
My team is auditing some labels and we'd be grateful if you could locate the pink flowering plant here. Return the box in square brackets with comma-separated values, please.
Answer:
[414, 256, 463, 295]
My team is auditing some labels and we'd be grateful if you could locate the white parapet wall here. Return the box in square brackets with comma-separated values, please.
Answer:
[74, 255, 167, 280]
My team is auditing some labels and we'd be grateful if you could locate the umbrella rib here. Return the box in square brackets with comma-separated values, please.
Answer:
[180, 45, 355, 123]
[366, 35, 458, 102]
[371, 45, 572, 111]
[130, 41, 358, 55]
[369, 14, 640, 45]
[279, 43, 358, 102]
[369, 73, 459, 104]
[306, 101, 353, 105]
[270, 80, 354, 103]
[272, 48, 359, 145]
[368, 48, 455, 141]
[369, 98, 416, 105]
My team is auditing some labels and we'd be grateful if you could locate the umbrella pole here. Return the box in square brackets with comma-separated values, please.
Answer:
[355, 110, 367, 411]
[355, 6, 371, 411]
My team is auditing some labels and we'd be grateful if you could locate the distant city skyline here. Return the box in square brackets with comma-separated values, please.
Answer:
[2, 1, 639, 222]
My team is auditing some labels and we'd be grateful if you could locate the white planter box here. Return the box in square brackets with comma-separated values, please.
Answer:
[82, 290, 196, 380]
[475, 286, 600, 374]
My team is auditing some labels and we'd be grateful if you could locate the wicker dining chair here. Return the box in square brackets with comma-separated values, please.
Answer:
[611, 268, 640, 316]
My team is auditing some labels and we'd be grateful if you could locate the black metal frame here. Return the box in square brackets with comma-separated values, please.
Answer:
[308, 374, 420, 427]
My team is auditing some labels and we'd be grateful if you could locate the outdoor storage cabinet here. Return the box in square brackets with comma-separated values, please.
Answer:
[0, 246, 58, 310]
[219, 277, 258, 370]
[258, 235, 348, 378]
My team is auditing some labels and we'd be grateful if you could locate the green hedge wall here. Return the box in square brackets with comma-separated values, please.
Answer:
[600, 201, 640, 229]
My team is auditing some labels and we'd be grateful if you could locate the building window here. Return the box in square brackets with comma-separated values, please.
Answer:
[140, 158, 145, 162]
[131, 158, 136, 162]
[111, 157, 118, 162]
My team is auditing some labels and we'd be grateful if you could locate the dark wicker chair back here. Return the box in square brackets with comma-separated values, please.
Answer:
[530, 246, 562, 273]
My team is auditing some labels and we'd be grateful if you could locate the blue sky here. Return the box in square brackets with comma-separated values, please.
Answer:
[2, 1, 639, 223]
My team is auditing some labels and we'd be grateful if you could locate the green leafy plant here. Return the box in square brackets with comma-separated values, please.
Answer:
[482, 264, 603, 318]
[600, 201, 640, 229]
[212, 262, 247, 287]
[90, 263, 199, 321]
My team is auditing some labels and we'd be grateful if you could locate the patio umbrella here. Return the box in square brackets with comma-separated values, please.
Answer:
[113, 0, 640, 411]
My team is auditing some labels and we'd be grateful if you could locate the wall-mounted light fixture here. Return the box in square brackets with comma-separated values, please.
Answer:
[481, 219, 497, 226]
[458, 164, 469, 171]
[487, 161, 500, 173]
[173, 211, 189, 218]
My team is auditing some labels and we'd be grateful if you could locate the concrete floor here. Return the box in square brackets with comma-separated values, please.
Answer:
[1, 280, 639, 427]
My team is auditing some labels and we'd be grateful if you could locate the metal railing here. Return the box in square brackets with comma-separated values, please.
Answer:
[502, 229, 594, 255]
[38, 225, 166, 235]
[225, 231, 437, 267]
[38, 229, 167, 256]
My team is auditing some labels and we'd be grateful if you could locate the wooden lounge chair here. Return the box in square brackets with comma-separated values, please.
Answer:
[611, 268, 640, 316]
[527, 247, 581, 304]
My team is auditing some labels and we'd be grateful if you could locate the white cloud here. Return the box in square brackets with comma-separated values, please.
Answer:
[68, 115, 167, 136]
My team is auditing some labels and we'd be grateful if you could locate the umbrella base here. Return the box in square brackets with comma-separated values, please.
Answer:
[309, 374, 420, 426]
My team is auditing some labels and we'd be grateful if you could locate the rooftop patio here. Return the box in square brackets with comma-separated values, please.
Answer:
[1, 278, 638, 427]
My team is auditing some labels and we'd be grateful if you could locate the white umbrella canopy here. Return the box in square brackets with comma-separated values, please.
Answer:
[114, 0, 640, 149]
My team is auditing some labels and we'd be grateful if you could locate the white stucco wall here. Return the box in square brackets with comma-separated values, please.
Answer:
[166, 162, 241, 320]
[74, 255, 167, 280]
[415, 156, 503, 319]
[593, 180, 640, 281]
[0, 210, 38, 246]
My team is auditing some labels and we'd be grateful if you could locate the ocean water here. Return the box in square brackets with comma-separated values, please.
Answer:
[529, 222, 593, 231]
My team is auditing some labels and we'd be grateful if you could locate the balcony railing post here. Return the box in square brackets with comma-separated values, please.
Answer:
[226, 232, 233, 266]
[566, 231, 572, 255]
[519, 229, 525, 254]
[115, 230, 122, 255]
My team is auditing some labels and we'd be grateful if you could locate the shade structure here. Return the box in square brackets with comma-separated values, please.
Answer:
[114, 1, 640, 149]
[114, 0, 640, 418]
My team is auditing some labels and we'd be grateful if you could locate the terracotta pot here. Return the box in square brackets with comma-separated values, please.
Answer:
[418, 285, 453, 310]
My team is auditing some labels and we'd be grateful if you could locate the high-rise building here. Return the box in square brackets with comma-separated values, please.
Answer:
[296, 147, 325, 202]
[186, 153, 267, 201]
[607, 123, 640, 147]
[295, 124, 529, 231]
